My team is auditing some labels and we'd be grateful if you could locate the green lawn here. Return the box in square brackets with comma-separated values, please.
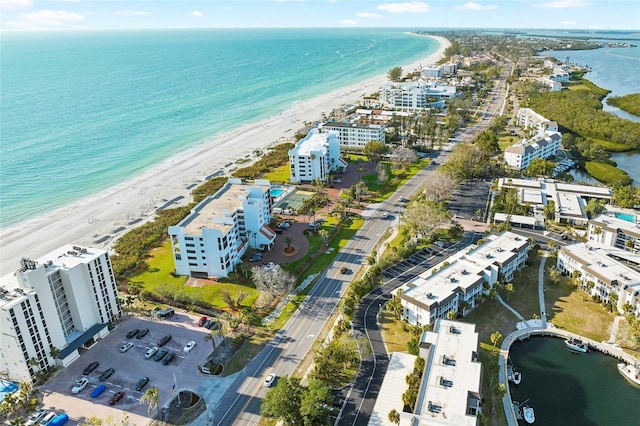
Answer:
[544, 276, 614, 342]
[498, 135, 518, 151]
[263, 164, 291, 184]
[127, 240, 260, 310]
[500, 256, 543, 321]
[379, 310, 412, 353]
[362, 159, 430, 203]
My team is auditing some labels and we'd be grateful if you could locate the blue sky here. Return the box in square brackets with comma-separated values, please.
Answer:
[1, 0, 638, 31]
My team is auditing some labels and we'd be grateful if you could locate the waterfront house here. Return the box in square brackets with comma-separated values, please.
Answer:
[168, 178, 275, 279]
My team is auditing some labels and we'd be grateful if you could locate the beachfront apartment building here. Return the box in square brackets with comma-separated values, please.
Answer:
[288, 129, 346, 184]
[168, 178, 275, 279]
[588, 210, 640, 253]
[379, 82, 456, 111]
[0, 245, 120, 382]
[320, 121, 386, 149]
[421, 62, 458, 79]
[496, 178, 612, 226]
[557, 241, 640, 318]
[504, 131, 562, 170]
[398, 232, 530, 327]
[516, 108, 559, 135]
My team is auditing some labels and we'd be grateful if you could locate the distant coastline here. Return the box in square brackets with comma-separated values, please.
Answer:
[0, 33, 450, 277]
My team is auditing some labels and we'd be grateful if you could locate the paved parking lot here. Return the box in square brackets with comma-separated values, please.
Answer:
[448, 180, 492, 220]
[41, 314, 213, 425]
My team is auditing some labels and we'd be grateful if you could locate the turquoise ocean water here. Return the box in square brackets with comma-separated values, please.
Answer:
[0, 28, 438, 229]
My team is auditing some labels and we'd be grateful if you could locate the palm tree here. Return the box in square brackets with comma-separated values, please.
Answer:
[141, 386, 159, 415]
[388, 409, 400, 425]
[490, 331, 503, 348]
[10, 417, 25, 426]
[203, 331, 218, 350]
[318, 229, 329, 247]
[505, 282, 514, 302]
[285, 235, 293, 250]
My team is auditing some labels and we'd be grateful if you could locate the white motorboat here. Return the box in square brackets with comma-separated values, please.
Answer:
[617, 363, 640, 388]
[565, 338, 588, 353]
[507, 364, 522, 385]
[522, 406, 535, 424]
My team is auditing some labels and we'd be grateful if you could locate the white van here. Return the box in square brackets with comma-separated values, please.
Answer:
[39, 412, 56, 426]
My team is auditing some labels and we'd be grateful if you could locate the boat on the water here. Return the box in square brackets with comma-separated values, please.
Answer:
[617, 363, 640, 388]
[523, 406, 535, 424]
[565, 338, 588, 353]
[507, 364, 522, 385]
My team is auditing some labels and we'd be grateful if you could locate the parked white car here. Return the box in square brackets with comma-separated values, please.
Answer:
[72, 378, 89, 394]
[183, 340, 196, 353]
[120, 342, 134, 353]
[144, 346, 159, 359]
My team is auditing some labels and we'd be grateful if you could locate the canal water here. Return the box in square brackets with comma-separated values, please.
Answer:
[508, 336, 640, 426]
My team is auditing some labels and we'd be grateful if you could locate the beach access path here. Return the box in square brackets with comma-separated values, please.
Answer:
[0, 36, 451, 277]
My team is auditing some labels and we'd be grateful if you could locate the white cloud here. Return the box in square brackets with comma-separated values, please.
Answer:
[357, 12, 382, 18]
[1, 0, 32, 10]
[190, 10, 204, 18]
[340, 19, 357, 25]
[560, 20, 576, 25]
[115, 10, 150, 16]
[7, 9, 85, 29]
[377, 2, 429, 13]
[454, 2, 497, 11]
[536, 0, 591, 9]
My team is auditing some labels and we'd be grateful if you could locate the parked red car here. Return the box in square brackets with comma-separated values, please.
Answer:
[108, 391, 125, 405]
[197, 316, 207, 327]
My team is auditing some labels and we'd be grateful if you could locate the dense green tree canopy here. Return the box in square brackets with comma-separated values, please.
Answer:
[363, 140, 387, 162]
[387, 66, 403, 82]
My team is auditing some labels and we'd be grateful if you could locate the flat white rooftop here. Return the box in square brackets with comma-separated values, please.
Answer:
[415, 320, 481, 426]
[1, 244, 106, 308]
[368, 352, 417, 426]
[290, 131, 331, 156]
[561, 242, 640, 288]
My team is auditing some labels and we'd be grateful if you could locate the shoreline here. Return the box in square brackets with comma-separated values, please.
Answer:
[0, 35, 450, 277]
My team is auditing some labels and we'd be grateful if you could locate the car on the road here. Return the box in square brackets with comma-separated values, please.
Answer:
[71, 378, 89, 394]
[158, 334, 172, 347]
[381, 213, 390, 219]
[98, 368, 115, 382]
[119, 342, 134, 353]
[26, 409, 47, 426]
[264, 373, 276, 387]
[264, 262, 279, 271]
[197, 316, 208, 327]
[135, 328, 149, 339]
[134, 377, 149, 391]
[183, 340, 196, 353]
[90, 384, 107, 398]
[279, 222, 290, 229]
[108, 391, 125, 406]
[154, 349, 168, 362]
[126, 329, 139, 339]
[340, 267, 349, 274]
[399, 197, 409, 203]
[144, 347, 159, 359]
[82, 361, 99, 375]
[162, 352, 176, 365]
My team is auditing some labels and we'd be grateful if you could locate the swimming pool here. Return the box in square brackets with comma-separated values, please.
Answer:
[270, 189, 285, 198]
[0, 380, 18, 403]
[615, 212, 636, 223]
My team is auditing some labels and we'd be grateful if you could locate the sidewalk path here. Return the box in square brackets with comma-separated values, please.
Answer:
[538, 254, 548, 327]
[609, 315, 624, 344]
[495, 294, 525, 321]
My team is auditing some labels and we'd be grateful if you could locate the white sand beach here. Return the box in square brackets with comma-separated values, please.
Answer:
[0, 35, 449, 277]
